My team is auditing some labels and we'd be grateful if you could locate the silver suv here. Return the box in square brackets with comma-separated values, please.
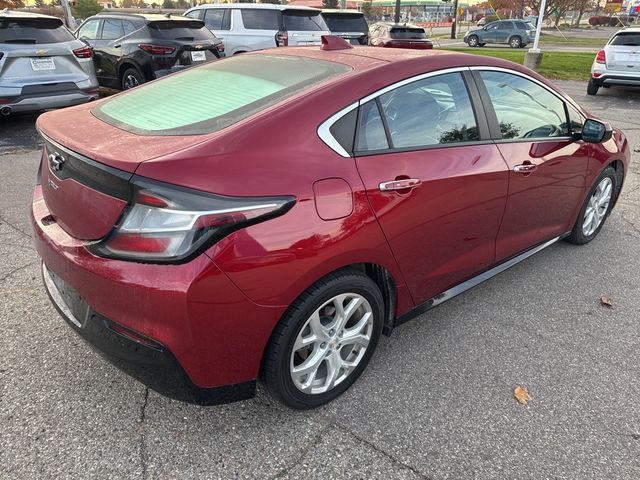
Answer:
[588, 27, 640, 95]
[0, 9, 98, 116]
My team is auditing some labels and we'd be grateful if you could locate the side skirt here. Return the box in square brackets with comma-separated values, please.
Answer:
[394, 234, 567, 328]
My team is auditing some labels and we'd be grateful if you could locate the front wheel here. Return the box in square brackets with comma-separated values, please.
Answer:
[566, 167, 617, 245]
[509, 36, 522, 48]
[262, 269, 384, 409]
[467, 35, 479, 47]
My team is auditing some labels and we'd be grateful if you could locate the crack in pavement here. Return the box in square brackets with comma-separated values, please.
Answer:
[0, 261, 38, 283]
[270, 422, 333, 480]
[139, 388, 149, 480]
[619, 211, 640, 237]
[0, 214, 32, 239]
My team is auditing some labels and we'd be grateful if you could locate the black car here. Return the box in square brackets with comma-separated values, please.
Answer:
[321, 10, 369, 45]
[74, 13, 223, 90]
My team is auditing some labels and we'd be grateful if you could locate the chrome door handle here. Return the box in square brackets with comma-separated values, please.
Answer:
[513, 163, 537, 174]
[379, 178, 422, 192]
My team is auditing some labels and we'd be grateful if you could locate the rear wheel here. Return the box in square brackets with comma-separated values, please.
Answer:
[567, 167, 617, 245]
[467, 35, 479, 47]
[587, 78, 600, 95]
[262, 269, 384, 409]
[509, 36, 522, 48]
[121, 67, 144, 91]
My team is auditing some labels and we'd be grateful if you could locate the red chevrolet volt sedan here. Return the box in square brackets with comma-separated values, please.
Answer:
[32, 37, 629, 409]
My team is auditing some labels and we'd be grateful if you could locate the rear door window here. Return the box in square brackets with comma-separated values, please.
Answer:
[610, 32, 640, 46]
[377, 72, 479, 148]
[0, 17, 75, 44]
[203, 9, 231, 31]
[390, 27, 426, 39]
[283, 10, 327, 31]
[241, 10, 279, 30]
[101, 19, 124, 40]
[322, 14, 368, 33]
[94, 55, 351, 136]
[148, 20, 213, 41]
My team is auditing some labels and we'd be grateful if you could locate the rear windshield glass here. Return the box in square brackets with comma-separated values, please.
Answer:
[0, 18, 74, 44]
[93, 55, 351, 136]
[283, 10, 327, 31]
[610, 32, 640, 46]
[390, 27, 426, 39]
[148, 20, 213, 41]
[322, 13, 368, 33]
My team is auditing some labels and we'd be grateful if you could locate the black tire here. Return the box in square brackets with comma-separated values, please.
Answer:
[566, 166, 617, 245]
[479, 43, 486, 47]
[120, 67, 144, 91]
[467, 35, 479, 47]
[587, 78, 600, 96]
[509, 36, 522, 48]
[262, 269, 384, 409]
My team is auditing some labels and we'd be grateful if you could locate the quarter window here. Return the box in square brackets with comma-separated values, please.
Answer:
[376, 72, 479, 149]
[480, 71, 569, 140]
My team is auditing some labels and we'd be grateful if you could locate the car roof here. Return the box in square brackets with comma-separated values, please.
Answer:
[0, 8, 61, 21]
[372, 22, 424, 29]
[322, 9, 364, 15]
[94, 12, 196, 22]
[616, 27, 640, 33]
[189, 3, 320, 11]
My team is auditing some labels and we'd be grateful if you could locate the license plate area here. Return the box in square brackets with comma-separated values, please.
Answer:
[43, 264, 89, 328]
[190, 51, 206, 62]
[31, 57, 55, 71]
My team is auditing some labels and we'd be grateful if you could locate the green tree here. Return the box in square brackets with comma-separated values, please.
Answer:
[72, 0, 103, 19]
[176, 0, 188, 8]
[162, 0, 175, 8]
[361, 0, 373, 19]
[322, 0, 338, 8]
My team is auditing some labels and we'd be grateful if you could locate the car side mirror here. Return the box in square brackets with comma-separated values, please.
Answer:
[581, 119, 611, 143]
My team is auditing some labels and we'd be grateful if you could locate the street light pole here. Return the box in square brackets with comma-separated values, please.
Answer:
[450, 0, 459, 39]
[523, 0, 547, 71]
[394, 0, 401, 23]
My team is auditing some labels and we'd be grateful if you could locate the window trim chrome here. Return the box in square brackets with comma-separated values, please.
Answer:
[316, 67, 470, 158]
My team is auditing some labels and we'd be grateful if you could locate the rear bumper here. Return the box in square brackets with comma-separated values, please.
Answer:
[591, 64, 640, 87]
[31, 185, 280, 404]
[1, 91, 98, 114]
[42, 264, 255, 405]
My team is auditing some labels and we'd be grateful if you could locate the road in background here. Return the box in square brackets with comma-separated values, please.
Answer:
[1, 81, 640, 479]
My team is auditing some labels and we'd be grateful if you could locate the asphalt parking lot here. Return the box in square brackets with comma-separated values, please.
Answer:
[1, 81, 640, 479]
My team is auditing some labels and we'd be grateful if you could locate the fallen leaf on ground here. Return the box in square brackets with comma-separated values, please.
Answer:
[514, 386, 533, 405]
[600, 296, 613, 308]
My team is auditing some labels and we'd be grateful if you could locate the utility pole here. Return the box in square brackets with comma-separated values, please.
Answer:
[523, 0, 547, 71]
[450, 0, 459, 39]
[60, 0, 75, 30]
[519, 0, 524, 18]
[394, 0, 401, 23]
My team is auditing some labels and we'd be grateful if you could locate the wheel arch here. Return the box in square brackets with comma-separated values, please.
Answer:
[608, 159, 625, 207]
[118, 61, 144, 83]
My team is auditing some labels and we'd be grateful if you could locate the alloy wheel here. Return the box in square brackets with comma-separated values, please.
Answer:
[124, 74, 140, 90]
[290, 293, 373, 395]
[582, 176, 613, 237]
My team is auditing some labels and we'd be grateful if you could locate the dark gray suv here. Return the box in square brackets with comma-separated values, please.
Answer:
[463, 20, 535, 48]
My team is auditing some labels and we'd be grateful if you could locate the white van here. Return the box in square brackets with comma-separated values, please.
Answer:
[184, 3, 331, 55]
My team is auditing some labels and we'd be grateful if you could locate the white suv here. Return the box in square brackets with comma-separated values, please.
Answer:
[588, 27, 640, 95]
[184, 3, 330, 56]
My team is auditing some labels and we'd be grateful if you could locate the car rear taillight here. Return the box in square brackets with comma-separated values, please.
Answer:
[217, 42, 225, 54]
[138, 44, 176, 55]
[89, 177, 295, 263]
[73, 46, 93, 58]
[595, 49, 606, 64]
[275, 31, 288, 47]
